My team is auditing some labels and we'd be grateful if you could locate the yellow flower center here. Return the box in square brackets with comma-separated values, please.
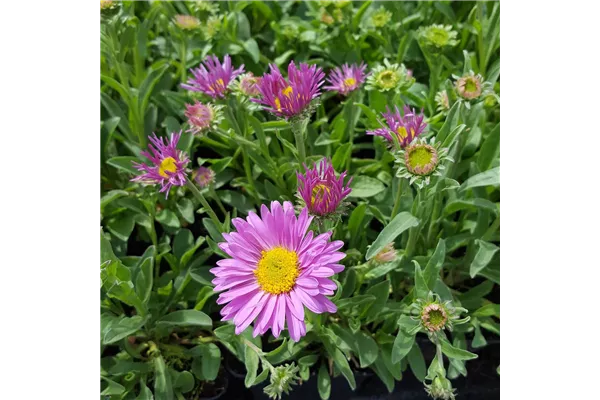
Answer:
[217, 78, 224, 86]
[158, 157, 177, 178]
[408, 147, 434, 169]
[274, 97, 282, 111]
[254, 247, 299, 294]
[343, 77, 356, 88]
[282, 86, 293, 98]
[311, 183, 331, 206]
[396, 127, 408, 139]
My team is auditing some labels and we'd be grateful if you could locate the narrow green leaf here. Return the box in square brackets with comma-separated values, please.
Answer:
[318, 364, 331, 400]
[477, 123, 500, 171]
[470, 240, 499, 278]
[354, 331, 378, 367]
[156, 310, 212, 329]
[154, 356, 174, 400]
[349, 175, 385, 198]
[424, 239, 446, 289]
[440, 338, 478, 360]
[407, 344, 427, 381]
[460, 167, 500, 191]
[413, 261, 429, 300]
[107, 156, 139, 175]
[244, 345, 259, 387]
[366, 212, 419, 260]
[391, 330, 415, 364]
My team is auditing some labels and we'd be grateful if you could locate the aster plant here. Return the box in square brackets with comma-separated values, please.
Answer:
[182, 54, 245, 99]
[365, 59, 414, 93]
[324, 62, 368, 96]
[367, 105, 427, 150]
[395, 137, 453, 189]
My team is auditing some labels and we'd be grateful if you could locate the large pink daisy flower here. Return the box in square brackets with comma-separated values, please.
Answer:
[211, 201, 345, 341]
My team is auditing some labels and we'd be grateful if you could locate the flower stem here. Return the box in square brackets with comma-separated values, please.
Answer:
[391, 178, 405, 219]
[185, 177, 222, 231]
[291, 118, 309, 165]
[180, 38, 187, 82]
[209, 186, 227, 215]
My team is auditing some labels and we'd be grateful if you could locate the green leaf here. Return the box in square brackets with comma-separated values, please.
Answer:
[136, 381, 153, 400]
[436, 102, 461, 144]
[444, 199, 498, 217]
[298, 354, 319, 367]
[472, 303, 500, 318]
[201, 343, 221, 381]
[101, 190, 129, 214]
[440, 337, 478, 360]
[341, 268, 357, 298]
[242, 38, 260, 63]
[107, 156, 139, 175]
[332, 143, 352, 171]
[244, 345, 259, 387]
[337, 294, 376, 317]
[477, 123, 500, 172]
[156, 209, 181, 230]
[174, 371, 195, 393]
[173, 229, 194, 260]
[349, 176, 386, 198]
[366, 212, 419, 260]
[210, 157, 233, 173]
[372, 353, 395, 393]
[413, 261, 429, 300]
[318, 364, 331, 400]
[363, 280, 390, 320]
[176, 198, 195, 224]
[391, 330, 415, 364]
[106, 213, 135, 242]
[156, 310, 212, 329]
[460, 167, 500, 191]
[470, 240, 499, 278]
[364, 258, 401, 280]
[407, 344, 426, 381]
[220, 190, 254, 213]
[354, 331, 378, 368]
[423, 239, 446, 289]
[472, 324, 487, 348]
[355, 103, 380, 126]
[101, 377, 126, 396]
[202, 217, 224, 243]
[154, 356, 174, 400]
[139, 63, 169, 117]
[135, 257, 154, 305]
[331, 347, 356, 390]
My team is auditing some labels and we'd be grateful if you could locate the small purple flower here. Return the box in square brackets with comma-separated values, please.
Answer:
[184, 101, 222, 135]
[193, 166, 216, 188]
[252, 61, 325, 118]
[367, 105, 426, 148]
[131, 132, 190, 197]
[297, 158, 352, 217]
[181, 55, 245, 99]
[324, 62, 368, 96]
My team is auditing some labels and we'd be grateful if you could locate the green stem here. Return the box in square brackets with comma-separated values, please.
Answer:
[185, 177, 222, 231]
[426, 193, 442, 246]
[209, 186, 226, 215]
[291, 118, 309, 165]
[180, 38, 187, 82]
[405, 188, 423, 258]
[391, 178, 405, 219]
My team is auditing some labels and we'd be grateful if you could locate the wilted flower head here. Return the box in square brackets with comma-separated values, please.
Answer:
[425, 375, 456, 400]
[211, 201, 344, 341]
[455, 72, 484, 100]
[371, 7, 392, 27]
[100, 0, 115, 9]
[182, 55, 245, 99]
[131, 132, 190, 197]
[252, 61, 325, 119]
[203, 15, 222, 39]
[184, 101, 223, 135]
[367, 105, 426, 149]
[435, 90, 450, 112]
[263, 363, 300, 400]
[297, 158, 352, 218]
[320, 8, 334, 25]
[334, 0, 351, 8]
[374, 243, 397, 263]
[396, 137, 453, 188]
[418, 24, 459, 49]
[174, 15, 200, 30]
[365, 59, 414, 92]
[192, 166, 216, 188]
[324, 62, 368, 96]
[235, 72, 262, 97]
[411, 292, 469, 335]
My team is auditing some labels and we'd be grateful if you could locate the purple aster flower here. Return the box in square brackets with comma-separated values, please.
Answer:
[131, 132, 190, 198]
[193, 166, 216, 188]
[251, 61, 325, 118]
[297, 158, 352, 217]
[367, 105, 427, 148]
[324, 62, 368, 96]
[181, 54, 245, 99]
[211, 201, 345, 341]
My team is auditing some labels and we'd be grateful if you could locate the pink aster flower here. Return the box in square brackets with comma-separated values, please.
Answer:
[193, 166, 216, 188]
[131, 132, 190, 198]
[211, 201, 345, 341]
[251, 61, 325, 118]
[297, 158, 352, 217]
[324, 62, 368, 96]
[367, 105, 427, 148]
[181, 54, 245, 99]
